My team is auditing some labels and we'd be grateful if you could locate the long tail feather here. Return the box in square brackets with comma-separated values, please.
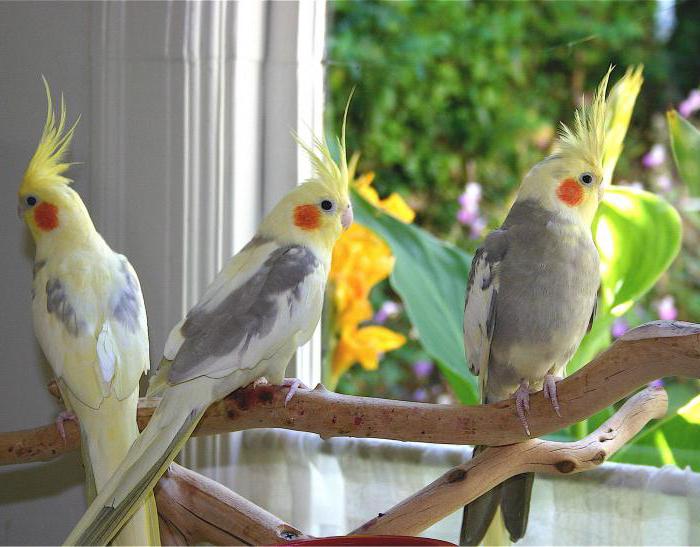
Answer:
[501, 472, 534, 542]
[62, 386, 161, 546]
[64, 394, 206, 546]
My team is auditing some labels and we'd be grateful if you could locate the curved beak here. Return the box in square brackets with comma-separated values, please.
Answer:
[341, 203, 354, 230]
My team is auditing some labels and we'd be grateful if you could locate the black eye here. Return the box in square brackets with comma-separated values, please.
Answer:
[320, 200, 334, 211]
[579, 173, 594, 185]
[25, 196, 37, 207]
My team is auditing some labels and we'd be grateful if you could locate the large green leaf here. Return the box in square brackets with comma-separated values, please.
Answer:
[566, 186, 683, 442]
[668, 109, 700, 196]
[594, 186, 682, 316]
[351, 189, 478, 403]
[568, 186, 682, 376]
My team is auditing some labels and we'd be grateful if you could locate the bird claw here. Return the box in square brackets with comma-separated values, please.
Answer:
[56, 411, 78, 443]
[282, 378, 308, 406]
[514, 381, 531, 436]
[543, 374, 563, 417]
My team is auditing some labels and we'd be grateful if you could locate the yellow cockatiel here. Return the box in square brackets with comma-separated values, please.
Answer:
[18, 81, 160, 546]
[64, 112, 355, 545]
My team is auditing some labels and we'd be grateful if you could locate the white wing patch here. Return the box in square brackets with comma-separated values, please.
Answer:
[463, 249, 499, 398]
[96, 323, 117, 384]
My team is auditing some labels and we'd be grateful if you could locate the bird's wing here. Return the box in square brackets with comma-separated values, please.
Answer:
[33, 254, 149, 408]
[159, 237, 324, 386]
[105, 256, 150, 400]
[463, 230, 507, 400]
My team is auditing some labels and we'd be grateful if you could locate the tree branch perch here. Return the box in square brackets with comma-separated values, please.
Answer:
[154, 463, 310, 546]
[353, 385, 668, 536]
[1, 320, 698, 466]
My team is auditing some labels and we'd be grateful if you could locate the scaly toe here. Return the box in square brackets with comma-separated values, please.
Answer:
[544, 375, 563, 417]
[514, 382, 531, 436]
[284, 378, 305, 406]
[55, 411, 78, 442]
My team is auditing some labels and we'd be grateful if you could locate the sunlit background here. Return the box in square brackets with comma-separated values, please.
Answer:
[323, 0, 700, 470]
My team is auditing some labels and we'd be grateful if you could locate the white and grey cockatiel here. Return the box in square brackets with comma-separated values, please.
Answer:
[64, 116, 354, 545]
[460, 71, 614, 545]
[18, 82, 160, 545]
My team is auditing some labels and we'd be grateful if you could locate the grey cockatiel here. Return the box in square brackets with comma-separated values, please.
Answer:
[460, 72, 613, 545]
[64, 120, 354, 546]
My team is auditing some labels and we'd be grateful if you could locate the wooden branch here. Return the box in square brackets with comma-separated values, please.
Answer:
[2, 321, 698, 466]
[154, 462, 310, 546]
[353, 386, 668, 536]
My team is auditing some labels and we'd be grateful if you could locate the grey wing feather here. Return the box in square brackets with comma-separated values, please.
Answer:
[112, 258, 144, 334]
[463, 249, 499, 377]
[46, 278, 85, 337]
[168, 245, 319, 383]
[463, 230, 507, 400]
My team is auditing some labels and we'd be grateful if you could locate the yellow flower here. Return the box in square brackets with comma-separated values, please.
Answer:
[328, 171, 415, 382]
[355, 172, 415, 223]
[332, 326, 407, 381]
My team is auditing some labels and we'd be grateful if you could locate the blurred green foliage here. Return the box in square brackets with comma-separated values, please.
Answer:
[326, 0, 669, 236]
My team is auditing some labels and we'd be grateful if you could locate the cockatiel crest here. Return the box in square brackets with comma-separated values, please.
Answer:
[18, 77, 88, 243]
[518, 68, 612, 226]
[260, 101, 355, 256]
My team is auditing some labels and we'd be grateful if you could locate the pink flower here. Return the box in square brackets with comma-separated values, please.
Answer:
[457, 207, 477, 225]
[412, 388, 428, 402]
[641, 144, 665, 169]
[374, 300, 401, 324]
[611, 317, 629, 338]
[469, 217, 487, 239]
[679, 89, 700, 118]
[655, 175, 673, 192]
[656, 296, 678, 321]
[412, 360, 434, 378]
[457, 182, 482, 226]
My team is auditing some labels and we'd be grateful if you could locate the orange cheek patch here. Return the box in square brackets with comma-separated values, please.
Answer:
[556, 178, 584, 207]
[294, 204, 320, 231]
[34, 202, 59, 231]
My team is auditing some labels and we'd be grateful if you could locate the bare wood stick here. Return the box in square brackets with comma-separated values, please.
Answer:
[353, 386, 668, 536]
[154, 462, 310, 546]
[2, 321, 698, 466]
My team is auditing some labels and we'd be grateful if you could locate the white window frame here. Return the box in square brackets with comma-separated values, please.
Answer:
[89, 0, 326, 472]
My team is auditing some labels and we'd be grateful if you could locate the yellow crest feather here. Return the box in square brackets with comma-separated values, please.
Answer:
[556, 67, 612, 169]
[295, 91, 355, 196]
[20, 77, 80, 195]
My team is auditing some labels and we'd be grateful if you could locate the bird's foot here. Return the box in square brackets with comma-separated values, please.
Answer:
[543, 374, 563, 417]
[252, 377, 270, 389]
[56, 411, 78, 442]
[282, 378, 308, 406]
[513, 381, 531, 436]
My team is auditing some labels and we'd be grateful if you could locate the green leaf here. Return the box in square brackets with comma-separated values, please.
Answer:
[593, 186, 682, 316]
[352, 189, 478, 403]
[668, 109, 700, 196]
[569, 186, 682, 378]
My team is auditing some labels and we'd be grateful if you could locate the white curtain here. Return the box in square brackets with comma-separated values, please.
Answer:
[197, 429, 700, 545]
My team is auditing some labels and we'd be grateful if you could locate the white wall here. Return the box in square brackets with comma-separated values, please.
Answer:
[0, 1, 325, 544]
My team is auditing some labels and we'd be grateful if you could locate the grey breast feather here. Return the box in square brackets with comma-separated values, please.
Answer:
[168, 245, 320, 383]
